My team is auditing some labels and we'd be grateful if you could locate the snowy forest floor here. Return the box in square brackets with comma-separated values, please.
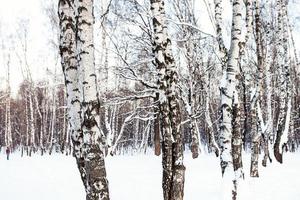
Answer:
[1, 151, 300, 200]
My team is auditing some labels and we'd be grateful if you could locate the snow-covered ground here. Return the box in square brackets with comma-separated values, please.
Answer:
[1, 152, 300, 200]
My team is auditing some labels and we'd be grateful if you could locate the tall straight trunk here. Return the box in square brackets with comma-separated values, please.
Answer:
[42, 91, 49, 155]
[99, 0, 111, 156]
[154, 93, 161, 156]
[105, 104, 117, 155]
[25, 95, 29, 154]
[49, 89, 56, 154]
[58, 0, 87, 196]
[61, 103, 67, 153]
[205, 72, 219, 157]
[34, 92, 44, 154]
[104, 105, 112, 154]
[262, 20, 273, 167]
[151, 1, 174, 199]
[274, 0, 291, 163]
[5, 59, 12, 149]
[189, 75, 199, 159]
[219, 0, 244, 199]
[29, 92, 35, 155]
[50, 70, 58, 154]
[76, 0, 110, 199]
[214, 0, 228, 69]
[240, 0, 253, 151]
[188, 76, 199, 159]
[133, 101, 140, 151]
[190, 119, 199, 158]
[250, 0, 263, 177]
[166, 38, 185, 200]
[150, 0, 185, 199]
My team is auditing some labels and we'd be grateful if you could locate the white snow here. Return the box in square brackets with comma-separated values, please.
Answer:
[0, 153, 85, 200]
[1, 152, 300, 200]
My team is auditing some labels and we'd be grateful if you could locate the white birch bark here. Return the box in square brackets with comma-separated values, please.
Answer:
[29, 92, 35, 155]
[150, 0, 185, 199]
[58, 0, 88, 195]
[76, 0, 110, 199]
[49, 88, 56, 154]
[219, 0, 244, 199]
[214, 0, 228, 64]
[274, 0, 291, 163]
[262, 19, 274, 166]
[5, 57, 12, 149]
[250, 0, 263, 177]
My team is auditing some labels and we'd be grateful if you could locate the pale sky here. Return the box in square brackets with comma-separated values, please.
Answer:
[0, 0, 227, 97]
[0, 0, 58, 96]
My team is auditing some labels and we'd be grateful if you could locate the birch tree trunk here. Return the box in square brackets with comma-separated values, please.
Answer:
[205, 72, 219, 157]
[150, 0, 185, 199]
[250, 0, 263, 177]
[219, 0, 244, 199]
[35, 92, 45, 155]
[189, 64, 200, 159]
[29, 92, 35, 155]
[154, 93, 161, 156]
[25, 93, 29, 155]
[262, 19, 273, 167]
[49, 69, 58, 154]
[48, 89, 56, 154]
[42, 91, 49, 155]
[5, 57, 12, 149]
[76, 0, 110, 199]
[214, 0, 228, 70]
[274, 0, 291, 164]
[59, 0, 88, 197]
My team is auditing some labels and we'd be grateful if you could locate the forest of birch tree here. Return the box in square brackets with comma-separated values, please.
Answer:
[0, 0, 299, 199]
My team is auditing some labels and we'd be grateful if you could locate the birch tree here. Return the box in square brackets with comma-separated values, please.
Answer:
[4, 53, 12, 150]
[58, 0, 86, 186]
[150, 0, 185, 199]
[59, 0, 110, 199]
[76, 1, 110, 198]
[262, 3, 274, 167]
[250, 0, 263, 177]
[218, 0, 244, 199]
[273, 0, 292, 164]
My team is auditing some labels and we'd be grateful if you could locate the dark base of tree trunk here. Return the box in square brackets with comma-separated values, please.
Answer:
[155, 141, 161, 156]
[274, 132, 283, 164]
[162, 142, 173, 200]
[85, 144, 110, 200]
[191, 144, 199, 159]
[250, 166, 259, 177]
[170, 165, 185, 200]
[250, 138, 260, 177]
[232, 180, 237, 200]
[274, 146, 283, 164]
[262, 155, 267, 167]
